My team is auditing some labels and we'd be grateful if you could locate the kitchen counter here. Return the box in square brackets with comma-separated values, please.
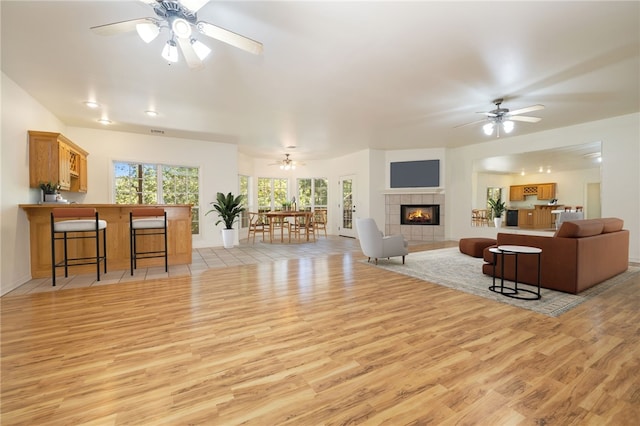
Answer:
[511, 205, 564, 229]
[19, 204, 192, 278]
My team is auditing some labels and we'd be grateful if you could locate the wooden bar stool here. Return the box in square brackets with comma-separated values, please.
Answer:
[130, 208, 168, 275]
[50, 208, 107, 286]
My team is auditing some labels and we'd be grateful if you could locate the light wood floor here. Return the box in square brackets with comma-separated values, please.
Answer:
[2, 240, 639, 425]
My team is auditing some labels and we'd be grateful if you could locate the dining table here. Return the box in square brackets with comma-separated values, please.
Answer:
[264, 210, 313, 243]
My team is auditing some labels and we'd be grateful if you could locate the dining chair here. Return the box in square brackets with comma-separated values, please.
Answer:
[472, 209, 489, 227]
[247, 212, 271, 244]
[291, 211, 316, 242]
[313, 209, 328, 237]
[270, 212, 291, 243]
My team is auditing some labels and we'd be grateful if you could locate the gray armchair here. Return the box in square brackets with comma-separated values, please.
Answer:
[356, 218, 408, 264]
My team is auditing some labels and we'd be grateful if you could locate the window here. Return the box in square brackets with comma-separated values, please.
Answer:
[258, 177, 288, 211]
[114, 161, 200, 234]
[239, 175, 250, 228]
[297, 178, 328, 211]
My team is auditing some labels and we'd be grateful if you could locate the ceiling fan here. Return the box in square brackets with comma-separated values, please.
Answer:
[456, 98, 545, 137]
[90, 0, 263, 69]
[269, 154, 303, 170]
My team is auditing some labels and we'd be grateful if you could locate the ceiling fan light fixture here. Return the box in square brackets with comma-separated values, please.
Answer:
[483, 122, 494, 136]
[136, 22, 160, 43]
[191, 39, 211, 60]
[171, 18, 192, 39]
[162, 39, 179, 63]
[502, 120, 514, 133]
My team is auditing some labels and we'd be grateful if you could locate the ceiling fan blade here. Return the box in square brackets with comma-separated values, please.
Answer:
[454, 119, 488, 128]
[197, 21, 263, 55]
[508, 104, 545, 116]
[476, 112, 498, 117]
[177, 37, 204, 69]
[90, 18, 157, 36]
[509, 116, 542, 123]
[180, 0, 210, 12]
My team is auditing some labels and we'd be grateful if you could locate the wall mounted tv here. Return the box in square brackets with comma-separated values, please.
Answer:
[390, 159, 440, 188]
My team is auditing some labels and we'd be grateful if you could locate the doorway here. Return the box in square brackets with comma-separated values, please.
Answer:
[586, 182, 601, 219]
[338, 175, 357, 238]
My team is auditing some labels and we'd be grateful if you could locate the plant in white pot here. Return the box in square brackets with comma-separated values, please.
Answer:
[206, 192, 246, 248]
[488, 198, 506, 228]
[40, 181, 61, 202]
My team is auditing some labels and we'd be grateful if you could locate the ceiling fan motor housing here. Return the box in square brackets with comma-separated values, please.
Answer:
[490, 99, 509, 117]
[153, 1, 197, 25]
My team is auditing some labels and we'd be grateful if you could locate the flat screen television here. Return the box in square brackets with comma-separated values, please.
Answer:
[390, 159, 440, 188]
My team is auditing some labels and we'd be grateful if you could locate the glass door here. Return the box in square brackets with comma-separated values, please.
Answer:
[338, 175, 356, 238]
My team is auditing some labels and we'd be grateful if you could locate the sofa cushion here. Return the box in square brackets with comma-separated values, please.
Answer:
[554, 219, 604, 238]
[599, 217, 624, 233]
[459, 238, 497, 258]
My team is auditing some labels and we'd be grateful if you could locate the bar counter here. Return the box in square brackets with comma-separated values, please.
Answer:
[20, 204, 192, 278]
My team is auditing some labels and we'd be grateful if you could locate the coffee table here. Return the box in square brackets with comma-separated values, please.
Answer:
[489, 245, 542, 300]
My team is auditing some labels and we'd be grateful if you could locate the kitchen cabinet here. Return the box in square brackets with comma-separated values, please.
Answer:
[510, 185, 525, 201]
[518, 209, 534, 228]
[509, 182, 557, 201]
[537, 183, 556, 200]
[29, 131, 89, 193]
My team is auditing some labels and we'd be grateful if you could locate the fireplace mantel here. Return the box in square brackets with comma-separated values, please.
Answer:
[381, 188, 445, 195]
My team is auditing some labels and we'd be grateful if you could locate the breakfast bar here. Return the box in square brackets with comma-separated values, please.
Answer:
[20, 204, 192, 278]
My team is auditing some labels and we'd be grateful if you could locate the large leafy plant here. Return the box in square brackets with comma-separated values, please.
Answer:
[206, 192, 246, 229]
[488, 198, 506, 219]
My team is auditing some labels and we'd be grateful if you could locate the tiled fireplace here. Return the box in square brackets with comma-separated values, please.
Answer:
[385, 193, 445, 242]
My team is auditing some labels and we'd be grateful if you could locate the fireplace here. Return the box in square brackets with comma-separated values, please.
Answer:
[401, 204, 440, 225]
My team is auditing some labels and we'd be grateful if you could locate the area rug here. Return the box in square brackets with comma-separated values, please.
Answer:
[362, 247, 639, 317]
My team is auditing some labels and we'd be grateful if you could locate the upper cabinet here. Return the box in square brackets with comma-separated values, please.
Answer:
[509, 183, 556, 201]
[28, 131, 89, 193]
[509, 185, 525, 201]
[537, 183, 556, 200]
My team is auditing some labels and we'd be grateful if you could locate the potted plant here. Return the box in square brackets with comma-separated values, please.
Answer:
[40, 181, 61, 202]
[281, 201, 292, 211]
[488, 198, 506, 228]
[206, 192, 246, 248]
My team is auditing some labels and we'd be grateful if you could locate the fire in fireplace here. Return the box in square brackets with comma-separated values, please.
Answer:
[401, 204, 440, 225]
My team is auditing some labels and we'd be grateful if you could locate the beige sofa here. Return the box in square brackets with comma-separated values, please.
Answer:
[482, 218, 629, 294]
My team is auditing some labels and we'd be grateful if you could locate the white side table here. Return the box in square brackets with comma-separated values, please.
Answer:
[489, 245, 542, 300]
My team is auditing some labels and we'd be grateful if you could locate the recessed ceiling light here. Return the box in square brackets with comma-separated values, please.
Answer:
[145, 110, 159, 117]
[84, 101, 100, 108]
[98, 118, 112, 125]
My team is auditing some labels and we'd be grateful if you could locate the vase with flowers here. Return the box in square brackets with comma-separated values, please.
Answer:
[40, 181, 61, 202]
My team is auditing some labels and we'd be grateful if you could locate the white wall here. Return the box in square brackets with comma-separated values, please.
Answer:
[1, 73, 68, 295]
[448, 113, 640, 262]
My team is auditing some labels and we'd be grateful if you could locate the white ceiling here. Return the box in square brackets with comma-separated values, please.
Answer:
[2, 1, 639, 172]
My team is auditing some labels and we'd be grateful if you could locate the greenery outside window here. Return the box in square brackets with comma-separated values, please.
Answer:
[297, 178, 328, 211]
[239, 174, 250, 228]
[258, 177, 288, 211]
[114, 161, 200, 234]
